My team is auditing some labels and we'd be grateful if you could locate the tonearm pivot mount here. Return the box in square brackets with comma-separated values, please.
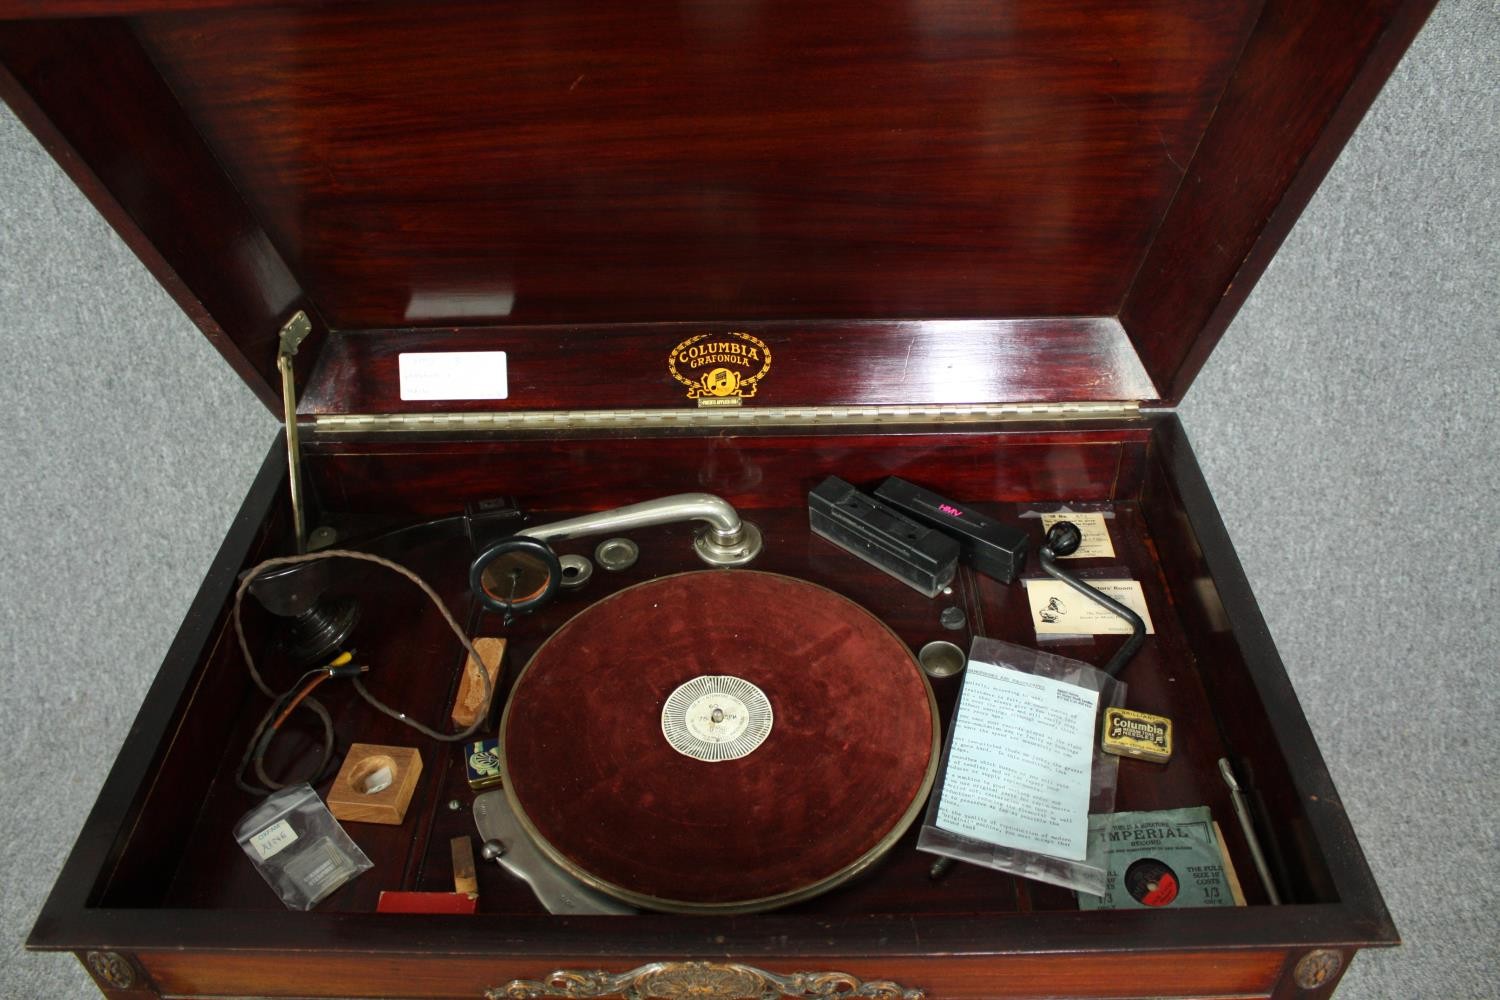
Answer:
[470, 493, 763, 618]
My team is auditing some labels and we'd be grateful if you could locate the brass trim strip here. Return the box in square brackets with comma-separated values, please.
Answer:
[309, 401, 1140, 434]
[493, 961, 924, 1000]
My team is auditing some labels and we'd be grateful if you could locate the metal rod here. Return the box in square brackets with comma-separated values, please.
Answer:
[277, 354, 307, 554]
[519, 493, 762, 567]
[520, 493, 741, 544]
[1038, 523, 1146, 677]
[276, 311, 313, 554]
[1218, 757, 1282, 905]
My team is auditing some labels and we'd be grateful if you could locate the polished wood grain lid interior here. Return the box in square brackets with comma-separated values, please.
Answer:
[500, 570, 938, 912]
[132, 0, 1256, 332]
[0, 0, 1435, 407]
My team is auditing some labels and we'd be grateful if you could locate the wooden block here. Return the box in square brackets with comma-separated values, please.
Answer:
[1213, 821, 1248, 907]
[450, 835, 478, 898]
[376, 891, 478, 915]
[373, 836, 481, 914]
[326, 743, 422, 826]
[450, 637, 506, 728]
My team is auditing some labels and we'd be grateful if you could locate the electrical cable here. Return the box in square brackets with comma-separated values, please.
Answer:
[234, 666, 337, 795]
[232, 549, 495, 794]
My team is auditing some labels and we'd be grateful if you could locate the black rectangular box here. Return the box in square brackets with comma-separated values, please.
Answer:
[873, 476, 1029, 584]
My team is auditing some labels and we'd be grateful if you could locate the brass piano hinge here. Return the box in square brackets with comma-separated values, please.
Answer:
[311, 400, 1140, 434]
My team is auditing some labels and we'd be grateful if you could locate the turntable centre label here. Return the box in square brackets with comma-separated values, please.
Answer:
[684, 692, 751, 744]
[661, 675, 774, 762]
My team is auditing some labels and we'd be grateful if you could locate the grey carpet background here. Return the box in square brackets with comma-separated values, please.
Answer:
[1, 1, 1494, 995]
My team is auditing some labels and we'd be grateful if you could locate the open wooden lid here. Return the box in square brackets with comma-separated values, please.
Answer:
[0, 0, 1434, 415]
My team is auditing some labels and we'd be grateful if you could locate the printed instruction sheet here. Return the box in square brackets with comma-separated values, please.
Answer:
[935, 659, 1099, 861]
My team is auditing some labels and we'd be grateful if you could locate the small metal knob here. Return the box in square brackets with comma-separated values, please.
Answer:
[596, 537, 640, 571]
[929, 856, 957, 880]
[481, 839, 507, 863]
[559, 553, 594, 590]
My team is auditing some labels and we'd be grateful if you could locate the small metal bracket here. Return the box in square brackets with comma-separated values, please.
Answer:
[276, 310, 313, 552]
[278, 309, 313, 357]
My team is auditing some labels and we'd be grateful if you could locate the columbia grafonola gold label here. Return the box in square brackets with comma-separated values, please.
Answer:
[667, 332, 772, 407]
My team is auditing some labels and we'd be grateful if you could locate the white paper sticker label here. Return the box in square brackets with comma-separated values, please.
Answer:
[684, 692, 752, 745]
[936, 660, 1099, 860]
[1040, 512, 1114, 559]
[1027, 578, 1156, 635]
[398, 351, 509, 401]
[249, 818, 298, 861]
[661, 675, 773, 762]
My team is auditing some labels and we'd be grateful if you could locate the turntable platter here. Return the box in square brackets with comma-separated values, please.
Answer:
[501, 570, 938, 913]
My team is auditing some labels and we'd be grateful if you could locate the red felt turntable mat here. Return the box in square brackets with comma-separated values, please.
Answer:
[501, 570, 937, 912]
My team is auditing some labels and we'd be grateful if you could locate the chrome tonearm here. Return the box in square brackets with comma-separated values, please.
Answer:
[518, 492, 762, 568]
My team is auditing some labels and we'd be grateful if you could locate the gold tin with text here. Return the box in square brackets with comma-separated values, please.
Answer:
[1101, 707, 1173, 763]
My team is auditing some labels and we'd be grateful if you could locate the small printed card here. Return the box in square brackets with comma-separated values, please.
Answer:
[398, 351, 509, 401]
[1040, 512, 1114, 559]
[1027, 578, 1155, 636]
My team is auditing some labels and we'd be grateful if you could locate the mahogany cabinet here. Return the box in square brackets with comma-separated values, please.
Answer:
[2, 1, 1433, 997]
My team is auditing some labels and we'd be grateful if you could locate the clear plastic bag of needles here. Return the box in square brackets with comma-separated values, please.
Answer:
[917, 636, 1125, 897]
[233, 783, 372, 910]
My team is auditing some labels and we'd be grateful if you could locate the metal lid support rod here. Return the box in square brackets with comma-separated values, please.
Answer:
[276, 310, 313, 554]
